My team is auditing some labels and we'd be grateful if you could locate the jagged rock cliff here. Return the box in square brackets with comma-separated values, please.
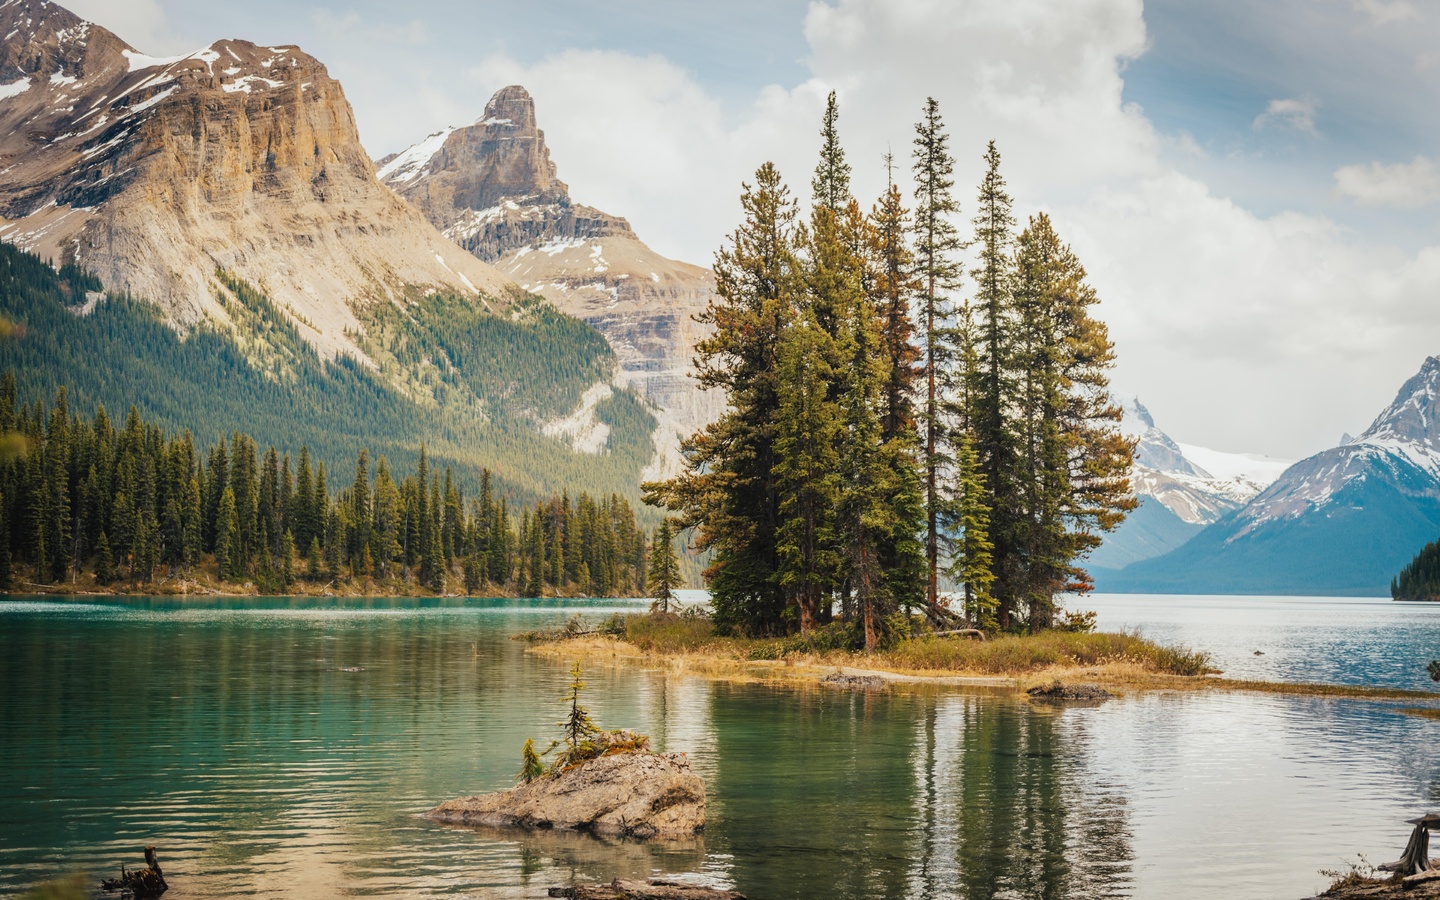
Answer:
[381, 86, 722, 477]
[0, 0, 508, 360]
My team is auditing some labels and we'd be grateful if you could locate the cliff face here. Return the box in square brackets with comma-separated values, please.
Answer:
[381, 85, 723, 476]
[0, 0, 508, 359]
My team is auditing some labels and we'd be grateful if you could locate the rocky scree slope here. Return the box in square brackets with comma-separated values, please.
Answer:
[380, 86, 723, 478]
[1101, 357, 1440, 595]
[0, 0, 507, 361]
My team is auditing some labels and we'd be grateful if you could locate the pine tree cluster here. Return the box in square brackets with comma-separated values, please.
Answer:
[0, 377, 649, 596]
[1393, 539, 1440, 601]
[646, 95, 1134, 642]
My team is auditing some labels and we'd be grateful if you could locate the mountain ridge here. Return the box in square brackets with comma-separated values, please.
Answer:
[0, 0, 509, 362]
[1100, 356, 1440, 595]
[381, 85, 724, 478]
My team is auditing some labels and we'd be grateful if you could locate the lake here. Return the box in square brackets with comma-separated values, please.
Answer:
[1, 593, 1439, 899]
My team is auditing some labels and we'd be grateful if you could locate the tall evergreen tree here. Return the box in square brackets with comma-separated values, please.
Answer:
[968, 140, 1021, 627]
[645, 162, 802, 635]
[1010, 213, 1135, 627]
[647, 520, 681, 613]
[215, 486, 237, 582]
[911, 98, 964, 618]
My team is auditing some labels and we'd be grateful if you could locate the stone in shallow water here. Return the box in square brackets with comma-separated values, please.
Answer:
[548, 879, 745, 899]
[1026, 682, 1114, 701]
[425, 751, 705, 839]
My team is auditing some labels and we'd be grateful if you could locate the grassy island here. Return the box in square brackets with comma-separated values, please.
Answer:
[521, 611, 1218, 691]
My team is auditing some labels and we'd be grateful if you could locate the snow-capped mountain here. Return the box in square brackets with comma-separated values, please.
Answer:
[1102, 356, 1440, 595]
[0, 0, 507, 361]
[1118, 396, 1292, 524]
[380, 86, 724, 478]
[1090, 397, 1293, 570]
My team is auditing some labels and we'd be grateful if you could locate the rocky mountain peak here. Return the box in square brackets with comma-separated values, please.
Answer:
[0, 0, 507, 361]
[1118, 396, 1206, 477]
[380, 84, 631, 261]
[1359, 355, 1440, 449]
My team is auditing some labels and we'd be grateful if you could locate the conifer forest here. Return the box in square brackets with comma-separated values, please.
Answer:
[0, 378, 658, 597]
[645, 95, 1134, 644]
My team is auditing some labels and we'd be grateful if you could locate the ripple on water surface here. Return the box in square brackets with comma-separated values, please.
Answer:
[1, 595, 1438, 899]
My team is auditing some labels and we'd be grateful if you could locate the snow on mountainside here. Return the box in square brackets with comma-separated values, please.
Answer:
[1101, 355, 1440, 595]
[1091, 397, 1293, 571]
[1230, 356, 1440, 538]
[1117, 397, 1292, 524]
[0, 0, 509, 361]
[381, 85, 724, 479]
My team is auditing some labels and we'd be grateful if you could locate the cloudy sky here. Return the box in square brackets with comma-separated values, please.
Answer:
[64, 0, 1440, 461]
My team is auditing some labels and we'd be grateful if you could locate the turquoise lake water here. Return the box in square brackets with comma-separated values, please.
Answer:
[1, 594, 1439, 898]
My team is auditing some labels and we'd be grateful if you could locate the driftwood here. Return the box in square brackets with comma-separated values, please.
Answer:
[100, 846, 167, 898]
[1380, 815, 1440, 876]
[548, 879, 745, 899]
[933, 629, 987, 641]
[821, 673, 888, 689]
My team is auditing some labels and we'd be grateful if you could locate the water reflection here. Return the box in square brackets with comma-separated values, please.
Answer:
[3, 597, 1440, 899]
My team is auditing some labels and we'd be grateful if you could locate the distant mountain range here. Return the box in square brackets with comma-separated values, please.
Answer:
[1098, 357, 1440, 596]
[1088, 397, 1292, 570]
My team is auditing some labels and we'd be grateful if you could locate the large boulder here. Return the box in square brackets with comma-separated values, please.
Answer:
[426, 751, 705, 839]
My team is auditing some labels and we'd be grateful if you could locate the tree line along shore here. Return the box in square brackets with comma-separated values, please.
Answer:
[0, 376, 671, 598]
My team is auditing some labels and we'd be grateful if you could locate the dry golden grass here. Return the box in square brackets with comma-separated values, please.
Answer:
[529, 614, 1440, 705]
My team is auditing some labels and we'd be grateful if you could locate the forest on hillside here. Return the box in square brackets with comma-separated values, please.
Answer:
[0, 384, 663, 597]
[0, 242, 656, 506]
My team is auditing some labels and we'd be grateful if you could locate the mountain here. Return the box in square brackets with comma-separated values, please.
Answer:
[1100, 356, 1440, 596]
[379, 86, 723, 477]
[0, 0, 515, 362]
[1088, 397, 1292, 570]
[0, 0, 658, 501]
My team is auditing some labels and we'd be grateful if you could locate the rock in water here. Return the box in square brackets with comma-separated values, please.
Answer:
[548, 879, 745, 900]
[1027, 682, 1114, 701]
[426, 752, 705, 838]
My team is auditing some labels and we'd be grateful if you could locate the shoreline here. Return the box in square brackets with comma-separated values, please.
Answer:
[526, 634, 1440, 704]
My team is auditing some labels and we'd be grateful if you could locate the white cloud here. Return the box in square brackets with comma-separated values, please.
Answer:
[1334, 155, 1440, 207]
[469, 0, 1440, 457]
[1352, 0, 1421, 26]
[1252, 96, 1319, 135]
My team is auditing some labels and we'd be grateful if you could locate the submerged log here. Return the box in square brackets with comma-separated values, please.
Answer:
[548, 879, 745, 899]
[99, 846, 167, 898]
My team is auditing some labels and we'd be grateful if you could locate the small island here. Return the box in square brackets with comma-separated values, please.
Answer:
[426, 664, 706, 839]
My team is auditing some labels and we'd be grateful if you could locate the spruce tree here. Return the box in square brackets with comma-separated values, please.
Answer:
[951, 432, 996, 627]
[968, 140, 1020, 627]
[911, 98, 964, 619]
[94, 530, 113, 586]
[774, 311, 841, 632]
[647, 520, 682, 613]
[1010, 213, 1135, 627]
[215, 486, 237, 583]
[306, 536, 323, 581]
[279, 528, 296, 589]
[644, 162, 802, 636]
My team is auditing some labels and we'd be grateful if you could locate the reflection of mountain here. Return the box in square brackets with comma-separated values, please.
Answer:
[1104, 356, 1440, 595]
[1090, 398, 1292, 570]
